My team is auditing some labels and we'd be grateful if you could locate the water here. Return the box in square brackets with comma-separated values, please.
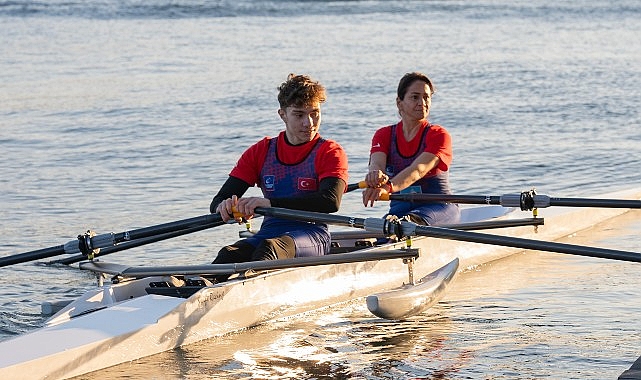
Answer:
[1, 0, 641, 378]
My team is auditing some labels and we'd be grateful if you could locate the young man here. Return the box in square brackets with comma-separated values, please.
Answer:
[209, 74, 349, 282]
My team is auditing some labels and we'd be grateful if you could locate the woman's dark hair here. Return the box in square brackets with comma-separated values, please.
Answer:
[397, 72, 436, 100]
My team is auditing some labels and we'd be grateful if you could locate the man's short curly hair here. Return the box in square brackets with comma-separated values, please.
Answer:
[277, 74, 327, 109]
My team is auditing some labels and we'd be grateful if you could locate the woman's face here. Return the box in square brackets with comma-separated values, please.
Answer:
[397, 80, 432, 121]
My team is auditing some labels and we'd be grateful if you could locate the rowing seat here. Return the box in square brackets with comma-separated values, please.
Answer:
[145, 276, 213, 298]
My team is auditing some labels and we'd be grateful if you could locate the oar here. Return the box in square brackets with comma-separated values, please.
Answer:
[331, 217, 544, 241]
[0, 213, 225, 268]
[346, 181, 366, 193]
[379, 190, 641, 211]
[347, 182, 641, 210]
[253, 207, 641, 263]
[47, 223, 214, 266]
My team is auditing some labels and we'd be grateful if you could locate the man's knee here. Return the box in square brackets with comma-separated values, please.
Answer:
[212, 241, 254, 264]
[252, 235, 295, 261]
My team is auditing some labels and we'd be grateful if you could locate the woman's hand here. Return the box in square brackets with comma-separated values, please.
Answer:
[362, 185, 392, 207]
[365, 169, 389, 188]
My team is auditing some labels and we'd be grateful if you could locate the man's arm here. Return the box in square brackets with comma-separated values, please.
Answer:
[210, 176, 251, 213]
[269, 177, 346, 213]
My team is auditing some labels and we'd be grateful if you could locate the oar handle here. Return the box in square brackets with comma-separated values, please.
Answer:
[346, 181, 367, 193]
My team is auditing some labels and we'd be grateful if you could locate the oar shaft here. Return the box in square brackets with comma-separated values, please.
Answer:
[0, 245, 65, 267]
[385, 193, 641, 210]
[442, 218, 544, 231]
[255, 207, 369, 229]
[49, 223, 216, 266]
[253, 207, 641, 264]
[411, 225, 641, 263]
[1, 213, 225, 267]
[546, 197, 641, 208]
[111, 213, 224, 243]
[386, 194, 502, 205]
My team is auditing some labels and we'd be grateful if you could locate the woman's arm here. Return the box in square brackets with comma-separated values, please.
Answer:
[388, 152, 440, 192]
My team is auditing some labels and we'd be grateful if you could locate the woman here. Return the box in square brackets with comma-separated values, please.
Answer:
[362, 72, 460, 225]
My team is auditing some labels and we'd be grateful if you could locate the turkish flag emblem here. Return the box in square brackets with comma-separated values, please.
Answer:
[297, 177, 318, 191]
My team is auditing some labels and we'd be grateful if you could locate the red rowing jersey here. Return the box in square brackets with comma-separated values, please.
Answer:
[229, 131, 349, 186]
[369, 120, 452, 174]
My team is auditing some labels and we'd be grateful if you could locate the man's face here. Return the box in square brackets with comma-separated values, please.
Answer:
[279, 102, 322, 145]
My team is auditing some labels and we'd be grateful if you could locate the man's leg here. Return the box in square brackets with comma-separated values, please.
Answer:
[211, 240, 255, 282]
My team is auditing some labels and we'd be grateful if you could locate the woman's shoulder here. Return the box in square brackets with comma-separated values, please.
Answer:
[374, 124, 394, 137]
[427, 123, 450, 135]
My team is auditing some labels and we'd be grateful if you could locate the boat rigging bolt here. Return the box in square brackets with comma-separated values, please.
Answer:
[405, 257, 416, 285]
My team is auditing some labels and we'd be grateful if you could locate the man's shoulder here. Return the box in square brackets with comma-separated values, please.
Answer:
[246, 135, 273, 151]
[318, 137, 345, 150]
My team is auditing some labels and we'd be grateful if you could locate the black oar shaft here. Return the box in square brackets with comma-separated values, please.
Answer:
[388, 194, 502, 205]
[345, 181, 367, 193]
[545, 197, 641, 208]
[49, 223, 216, 266]
[442, 218, 544, 231]
[0, 245, 65, 267]
[255, 207, 370, 229]
[253, 207, 641, 264]
[386, 193, 641, 210]
[110, 214, 224, 243]
[411, 225, 641, 263]
[0, 213, 225, 268]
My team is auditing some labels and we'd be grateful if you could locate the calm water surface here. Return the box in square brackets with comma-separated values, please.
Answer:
[1, 1, 640, 378]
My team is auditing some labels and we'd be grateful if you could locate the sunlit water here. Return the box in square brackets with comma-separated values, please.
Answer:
[1, 1, 640, 378]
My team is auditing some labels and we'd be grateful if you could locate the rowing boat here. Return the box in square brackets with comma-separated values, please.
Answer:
[0, 187, 639, 379]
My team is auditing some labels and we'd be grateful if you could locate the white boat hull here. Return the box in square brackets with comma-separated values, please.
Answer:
[1, 187, 639, 379]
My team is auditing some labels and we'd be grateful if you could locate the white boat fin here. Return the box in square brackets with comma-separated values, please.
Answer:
[366, 257, 459, 320]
